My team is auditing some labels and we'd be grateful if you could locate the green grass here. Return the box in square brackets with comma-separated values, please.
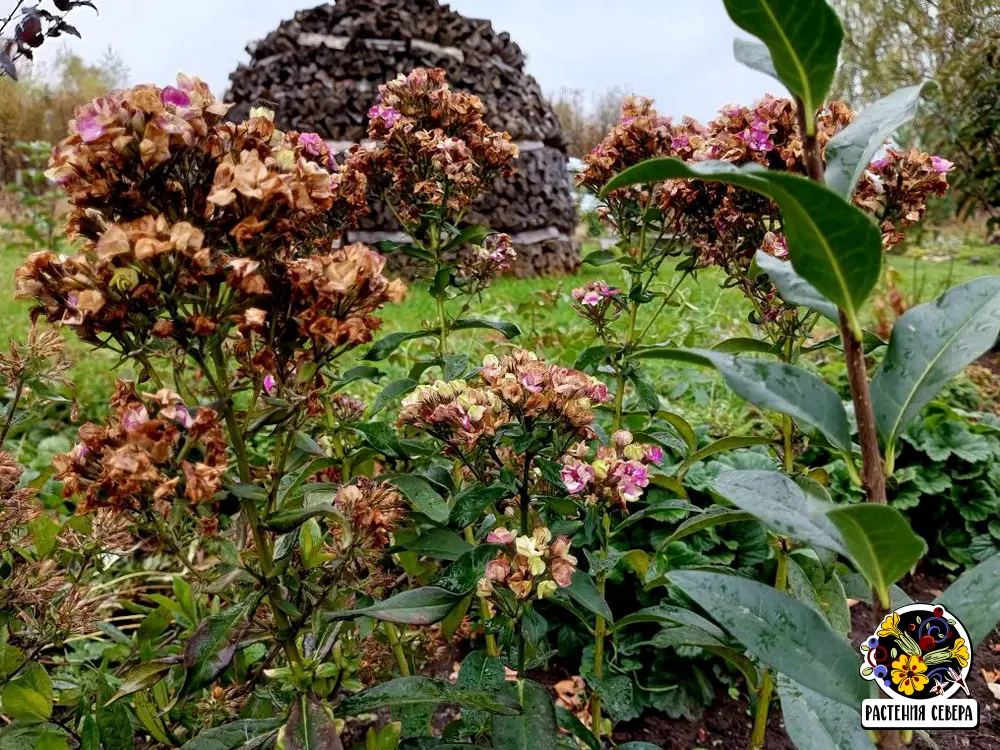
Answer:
[1, 240, 997, 422]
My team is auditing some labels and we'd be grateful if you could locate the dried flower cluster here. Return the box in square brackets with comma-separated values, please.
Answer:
[398, 379, 508, 451]
[477, 526, 578, 601]
[330, 477, 406, 553]
[456, 233, 517, 288]
[344, 67, 519, 235]
[570, 280, 624, 328]
[0, 452, 42, 550]
[53, 380, 227, 514]
[560, 430, 664, 510]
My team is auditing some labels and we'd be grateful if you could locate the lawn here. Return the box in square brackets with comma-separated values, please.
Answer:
[0, 242, 995, 419]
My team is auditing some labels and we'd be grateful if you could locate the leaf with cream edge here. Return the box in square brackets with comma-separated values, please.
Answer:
[602, 160, 883, 338]
[721, 0, 843, 134]
[870, 276, 1000, 463]
[825, 82, 938, 200]
[827, 504, 926, 610]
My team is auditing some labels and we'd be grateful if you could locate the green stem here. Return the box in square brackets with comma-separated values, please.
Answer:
[591, 510, 611, 743]
[383, 622, 410, 676]
[781, 337, 795, 474]
[0, 377, 24, 448]
[464, 526, 500, 657]
[749, 539, 789, 750]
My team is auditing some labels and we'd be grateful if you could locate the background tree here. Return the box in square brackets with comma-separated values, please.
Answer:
[551, 86, 629, 158]
[832, 0, 1000, 238]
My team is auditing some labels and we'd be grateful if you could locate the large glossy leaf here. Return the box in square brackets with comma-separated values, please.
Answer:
[1, 662, 52, 722]
[613, 605, 728, 640]
[402, 529, 471, 561]
[938, 553, 1000, 648]
[106, 660, 176, 705]
[673, 435, 776, 479]
[455, 651, 507, 735]
[564, 570, 613, 623]
[733, 38, 778, 80]
[777, 674, 874, 750]
[827, 504, 927, 609]
[871, 276, 1000, 455]
[285, 693, 342, 750]
[371, 378, 419, 416]
[364, 330, 434, 361]
[325, 587, 461, 625]
[661, 507, 756, 546]
[340, 677, 520, 716]
[825, 82, 936, 200]
[668, 570, 868, 707]
[449, 484, 510, 528]
[391, 475, 449, 524]
[452, 318, 521, 339]
[490, 679, 559, 750]
[722, 0, 843, 133]
[712, 471, 849, 555]
[635, 347, 850, 452]
[179, 719, 282, 750]
[752, 250, 838, 321]
[434, 545, 503, 594]
[182, 595, 258, 696]
[603, 161, 882, 337]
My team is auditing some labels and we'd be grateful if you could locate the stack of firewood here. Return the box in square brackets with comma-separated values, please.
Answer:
[225, 0, 580, 277]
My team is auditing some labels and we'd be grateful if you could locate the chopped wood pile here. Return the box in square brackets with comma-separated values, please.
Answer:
[225, 0, 579, 276]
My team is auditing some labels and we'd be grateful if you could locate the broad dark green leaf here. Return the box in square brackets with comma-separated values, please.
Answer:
[732, 38, 778, 80]
[449, 484, 510, 528]
[574, 345, 616, 372]
[673, 435, 776, 480]
[1, 663, 52, 722]
[564, 570, 613, 624]
[825, 82, 937, 199]
[656, 410, 698, 455]
[227, 483, 267, 501]
[340, 677, 520, 716]
[106, 660, 176, 705]
[353, 421, 407, 459]
[612, 605, 728, 640]
[182, 595, 259, 696]
[434, 545, 503, 594]
[827, 504, 927, 609]
[391, 474, 449, 524]
[603, 161, 882, 337]
[455, 651, 507, 734]
[452, 318, 521, 339]
[713, 470, 849, 555]
[711, 337, 779, 355]
[785, 555, 851, 636]
[661, 507, 756, 546]
[286, 693, 342, 750]
[332, 366, 383, 391]
[581, 249, 619, 266]
[871, 276, 1000, 455]
[637, 347, 851, 452]
[371, 378, 419, 416]
[443, 224, 492, 251]
[753, 250, 838, 321]
[939, 553, 1000, 648]
[443, 353, 468, 381]
[364, 331, 434, 361]
[777, 674, 874, 750]
[325, 587, 461, 625]
[402, 529, 471, 561]
[722, 0, 843, 133]
[178, 719, 282, 750]
[555, 706, 599, 750]
[490, 680, 559, 750]
[668, 570, 868, 707]
[617, 743, 665, 750]
[614, 499, 697, 532]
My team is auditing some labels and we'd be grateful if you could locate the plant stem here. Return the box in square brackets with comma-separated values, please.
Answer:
[464, 526, 500, 657]
[516, 450, 534, 677]
[0, 377, 25, 448]
[781, 337, 795, 473]
[797, 99, 898, 750]
[591, 510, 611, 743]
[383, 622, 410, 676]
[749, 539, 789, 750]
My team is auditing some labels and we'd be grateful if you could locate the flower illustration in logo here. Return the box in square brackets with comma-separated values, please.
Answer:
[891, 654, 928, 696]
[860, 602, 973, 702]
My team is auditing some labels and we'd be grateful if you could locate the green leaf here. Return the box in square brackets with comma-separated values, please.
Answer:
[673, 435, 776, 480]
[733, 38, 778, 80]
[364, 331, 434, 361]
[827, 504, 927, 609]
[668, 570, 868, 707]
[825, 82, 937, 200]
[785, 555, 851, 636]
[455, 651, 507, 734]
[402, 529, 472, 561]
[182, 595, 259, 696]
[286, 693, 342, 750]
[939, 553, 1000, 647]
[325, 587, 462, 625]
[391, 475, 448, 524]
[627, 365, 660, 412]
[575, 345, 616, 372]
[340, 677, 520, 716]
[615, 498, 697, 532]
[722, 0, 843, 134]
[555, 706, 599, 750]
[443, 224, 492, 251]
[353, 422, 407, 460]
[371, 378, 419, 416]
[294, 431, 324, 456]
[655, 410, 698, 456]
[712, 471, 849, 555]
[0, 726, 69, 750]
[490, 680, 559, 750]
[106, 660, 175, 705]
[449, 484, 510, 528]
[603, 161, 882, 337]
[752, 250, 838, 321]
[871, 276, 1000, 455]
[563, 570, 613, 624]
[776, 674, 874, 750]
[443, 353, 468, 381]
[581, 249, 619, 266]
[613, 605, 728, 640]
[451, 318, 521, 340]
[1, 663, 52, 722]
[227, 483, 267, 501]
[434, 545, 503, 594]
[264, 503, 339, 533]
[134, 692, 171, 746]
[95, 675, 132, 750]
[179, 719, 282, 750]
[662, 507, 756, 546]
[637, 347, 851, 452]
[711, 337, 779, 355]
[333, 366, 384, 391]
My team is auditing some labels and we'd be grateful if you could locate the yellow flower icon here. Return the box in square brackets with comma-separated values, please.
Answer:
[891, 654, 929, 696]
[878, 612, 902, 638]
[949, 638, 970, 668]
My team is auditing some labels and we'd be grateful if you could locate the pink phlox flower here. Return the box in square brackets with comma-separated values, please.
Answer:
[122, 406, 150, 431]
[161, 86, 191, 108]
[931, 156, 954, 173]
[561, 461, 595, 494]
[263, 374, 277, 395]
[298, 132, 325, 156]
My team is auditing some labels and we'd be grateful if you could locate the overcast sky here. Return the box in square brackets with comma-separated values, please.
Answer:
[33, 0, 778, 122]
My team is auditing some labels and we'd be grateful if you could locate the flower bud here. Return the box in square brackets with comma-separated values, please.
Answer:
[623, 443, 645, 461]
[592, 459, 609, 480]
[274, 149, 296, 171]
[536, 580, 558, 600]
[612, 430, 634, 448]
[110, 268, 139, 292]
